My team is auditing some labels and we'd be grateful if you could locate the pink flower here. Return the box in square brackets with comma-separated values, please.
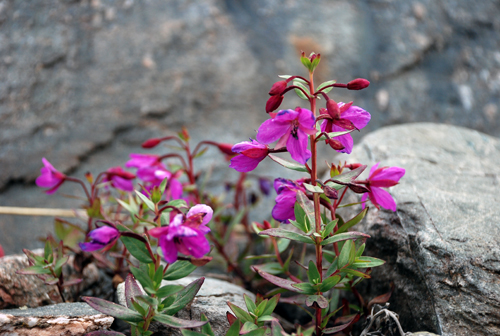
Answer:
[272, 178, 306, 223]
[320, 101, 371, 154]
[149, 204, 213, 263]
[229, 139, 269, 172]
[137, 166, 183, 200]
[103, 167, 135, 192]
[35, 158, 66, 194]
[125, 154, 161, 169]
[257, 107, 316, 164]
[79, 226, 120, 252]
[361, 163, 405, 211]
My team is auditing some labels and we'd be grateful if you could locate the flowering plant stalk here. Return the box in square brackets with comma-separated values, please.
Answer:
[225, 52, 405, 335]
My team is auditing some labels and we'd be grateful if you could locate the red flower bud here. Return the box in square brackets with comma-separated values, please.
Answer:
[107, 170, 136, 180]
[327, 139, 345, 150]
[190, 256, 213, 267]
[241, 147, 269, 159]
[265, 94, 283, 113]
[326, 99, 340, 118]
[0, 244, 4, 258]
[269, 81, 287, 96]
[141, 138, 162, 148]
[216, 143, 236, 156]
[324, 186, 338, 199]
[347, 78, 370, 90]
[262, 220, 272, 230]
[346, 163, 363, 170]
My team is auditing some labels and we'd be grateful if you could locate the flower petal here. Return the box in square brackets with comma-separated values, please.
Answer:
[341, 105, 371, 130]
[371, 187, 397, 211]
[257, 119, 291, 144]
[329, 124, 354, 154]
[160, 236, 178, 264]
[297, 108, 316, 132]
[371, 167, 405, 183]
[187, 204, 213, 226]
[369, 163, 381, 176]
[287, 128, 311, 164]
[229, 155, 261, 173]
[361, 193, 369, 210]
[181, 234, 210, 258]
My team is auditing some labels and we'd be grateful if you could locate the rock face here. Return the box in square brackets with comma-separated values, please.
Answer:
[2, 0, 500, 255]
[0, 302, 113, 336]
[117, 276, 254, 335]
[335, 123, 500, 336]
[0, 250, 103, 309]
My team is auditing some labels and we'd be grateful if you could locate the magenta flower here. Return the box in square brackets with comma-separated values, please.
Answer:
[320, 101, 371, 154]
[79, 226, 120, 252]
[361, 163, 405, 211]
[125, 154, 161, 169]
[229, 139, 269, 172]
[272, 178, 306, 223]
[257, 107, 316, 164]
[35, 158, 66, 194]
[149, 204, 213, 263]
[103, 167, 135, 192]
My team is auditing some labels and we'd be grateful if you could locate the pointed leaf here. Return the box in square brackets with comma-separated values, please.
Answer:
[130, 265, 154, 290]
[245, 328, 267, 336]
[319, 275, 341, 292]
[125, 274, 145, 308]
[163, 260, 197, 280]
[323, 314, 359, 334]
[322, 219, 338, 239]
[340, 268, 371, 279]
[253, 266, 303, 293]
[181, 330, 208, 336]
[338, 240, 354, 269]
[293, 80, 310, 100]
[162, 277, 204, 315]
[290, 283, 317, 295]
[261, 294, 280, 316]
[201, 313, 215, 336]
[307, 260, 320, 284]
[135, 190, 155, 211]
[227, 301, 253, 323]
[61, 278, 83, 287]
[296, 191, 315, 229]
[271, 321, 287, 336]
[241, 321, 259, 334]
[225, 319, 241, 336]
[259, 228, 313, 244]
[316, 80, 336, 94]
[305, 295, 328, 309]
[120, 235, 153, 264]
[303, 183, 324, 194]
[153, 313, 207, 328]
[156, 284, 183, 299]
[321, 232, 370, 246]
[336, 208, 368, 234]
[82, 296, 143, 323]
[325, 165, 366, 190]
[17, 265, 52, 275]
[315, 130, 353, 142]
[268, 154, 308, 172]
[244, 294, 257, 314]
[367, 283, 395, 310]
[352, 256, 385, 268]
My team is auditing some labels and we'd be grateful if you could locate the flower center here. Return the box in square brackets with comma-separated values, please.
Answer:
[291, 120, 299, 139]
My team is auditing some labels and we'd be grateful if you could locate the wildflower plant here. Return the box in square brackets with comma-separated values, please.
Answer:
[227, 52, 405, 335]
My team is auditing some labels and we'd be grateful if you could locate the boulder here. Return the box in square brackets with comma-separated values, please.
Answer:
[117, 276, 254, 336]
[0, 302, 113, 336]
[335, 123, 500, 336]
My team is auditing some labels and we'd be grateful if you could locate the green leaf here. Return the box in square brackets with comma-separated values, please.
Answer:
[256, 262, 283, 275]
[241, 321, 258, 333]
[338, 240, 354, 269]
[316, 80, 336, 94]
[291, 283, 317, 295]
[278, 75, 307, 85]
[44, 240, 52, 262]
[296, 191, 315, 231]
[165, 199, 188, 210]
[305, 295, 328, 309]
[259, 228, 313, 244]
[82, 296, 143, 323]
[277, 239, 290, 253]
[134, 190, 155, 211]
[162, 277, 204, 315]
[321, 232, 370, 246]
[17, 265, 52, 275]
[134, 294, 158, 307]
[86, 198, 104, 219]
[54, 255, 69, 272]
[340, 268, 371, 279]
[253, 267, 304, 293]
[307, 260, 321, 284]
[120, 235, 153, 264]
[322, 314, 359, 334]
[244, 294, 257, 314]
[153, 313, 207, 328]
[201, 313, 215, 336]
[268, 154, 308, 172]
[325, 165, 366, 190]
[319, 275, 341, 292]
[130, 265, 154, 291]
[163, 260, 197, 281]
[356, 243, 366, 258]
[224, 209, 246, 243]
[315, 130, 353, 142]
[181, 330, 208, 336]
[293, 80, 310, 100]
[261, 294, 280, 316]
[352, 256, 385, 268]
[124, 274, 145, 309]
[322, 219, 338, 239]
[303, 183, 323, 194]
[156, 284, 183, 299]
[227, 301, 253, 323]
[325, 258, 338, 278]
[245, 328, 267, 336]
[159, 177, 169, 194]
[291, 204, 309, 233]
[225, 320, 241, 336]
[336, 208, 368, 234]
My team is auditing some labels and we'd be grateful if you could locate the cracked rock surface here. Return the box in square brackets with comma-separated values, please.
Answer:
[2, 0, 500, 255]
[0, 302, 113, 336]
[336, 123, 500, 336]
[117, 276, 254, 336]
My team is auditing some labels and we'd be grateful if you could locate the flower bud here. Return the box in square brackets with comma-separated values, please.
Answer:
[347, 78, 370, 90]
[216, 143, 236, 156]
[151, 185, 162, 204]
[190, 256, 213, 267]
[327, 139, 345, 150]
[265, 95, 283, 113]
[142, 138, 162, 148]
[107, 169, 136, 180]
[326, 99, 340, 118]
[269, 81, 287, 96]
[323, 185, 338, 199]
[345, 163, 363, 170]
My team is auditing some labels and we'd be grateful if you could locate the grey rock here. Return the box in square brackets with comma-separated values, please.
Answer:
[0, 250, 102, 309]
[2, 0, 500, 255]
[117, 276, 254, 336]
[0, 302, 113, 335]
[335, 123, 500, 336]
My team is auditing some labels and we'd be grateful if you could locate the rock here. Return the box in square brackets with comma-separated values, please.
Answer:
[335, 123, 500, 336]
[117, 276, 254, 335]
[0, 250, 102, 309]
[2, 0, 500, 255]
[0, 302, 113, 336]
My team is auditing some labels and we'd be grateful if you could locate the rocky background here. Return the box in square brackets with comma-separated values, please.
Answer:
[1, 0, 500, 254]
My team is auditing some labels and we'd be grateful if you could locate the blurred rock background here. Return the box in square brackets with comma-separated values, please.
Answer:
[1, 0, 499, 254]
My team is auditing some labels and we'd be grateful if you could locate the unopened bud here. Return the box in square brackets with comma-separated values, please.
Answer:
[346, 163, 363, 170]
[326, 99, 340, 118]
[266, 95, 283, 113]
[348, 183, 370, 194]
[262, 220, 272, 230]
[269, 81, 287, 96]
[347, 78, 370, 90]
[142, 138, 162, 148]
[216, 143, 236, 156]
[85, 172, 94, 184]
[151, 186, 162, 204]
[108, 170, 136, 180]
[190, 256, 213, 267]
[327, 139, 345, 150]
[324, 185, 338, 199]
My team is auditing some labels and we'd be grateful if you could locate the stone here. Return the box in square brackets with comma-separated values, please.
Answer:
[117, 276, 254, 335]
[0, 250, 103, 309]
[334, 123, 500, 336]
[0, 302, 113, 336]
[2, 0, 500, 256]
